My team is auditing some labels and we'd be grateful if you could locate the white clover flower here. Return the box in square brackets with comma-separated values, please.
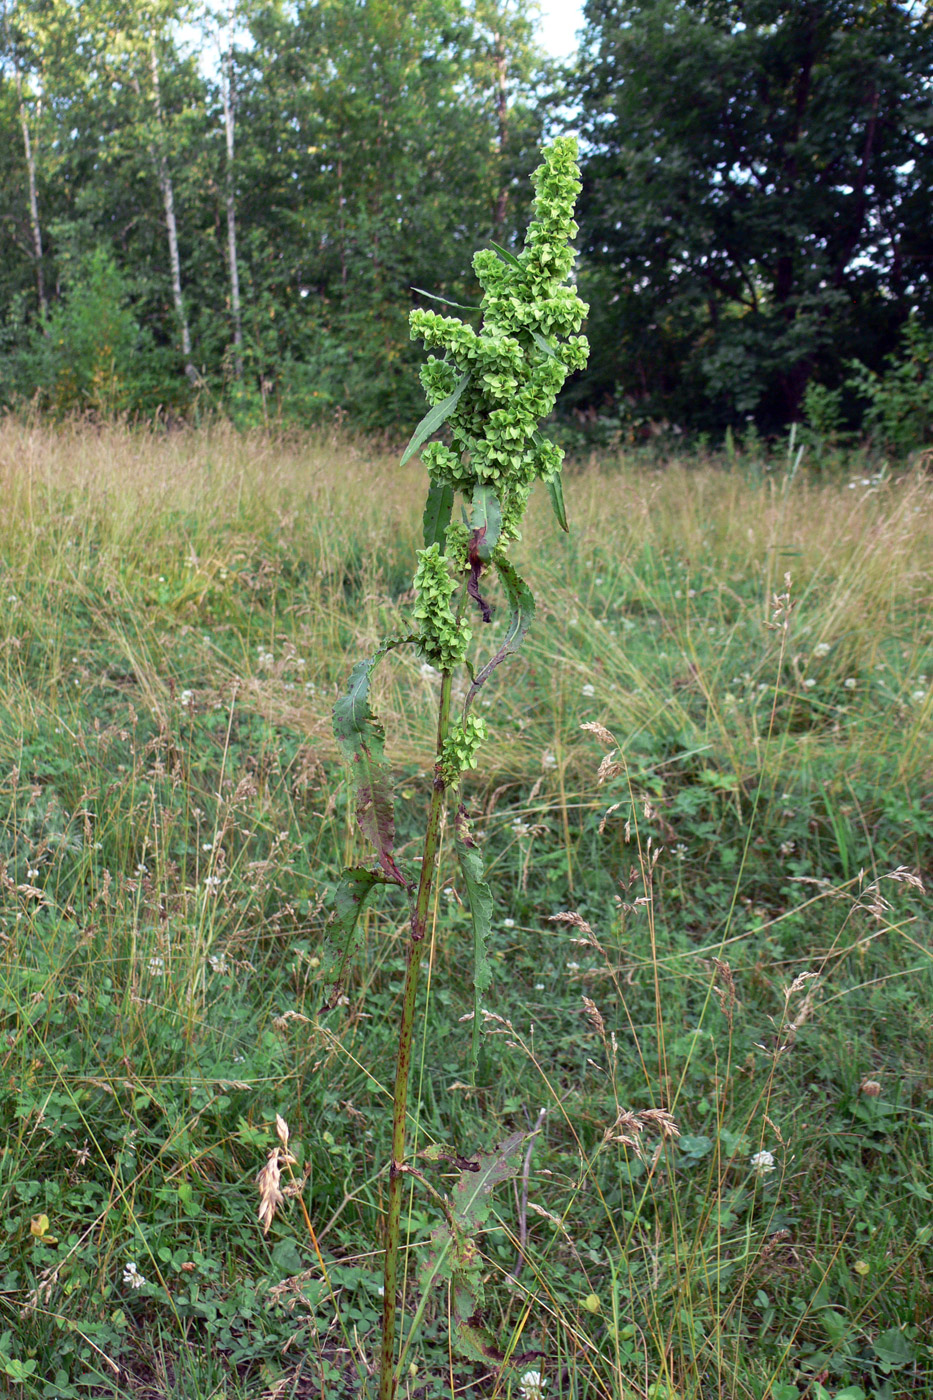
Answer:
[502, 917, 516, 929]
[581, 683, 596, 697]
[136, 863, 148, 877]
[844, 677, 857, 690]
[535, 982, 545, 990]
[519, 1370, 547, 1400]
[814, 642, 831, 657]
[750, 1149, 776, 1177]
[803, 678, 817, 689]
[123, 1262, 146, 1289]
[27, 867, 40, 880]
[203, 875, 222, 891]
[180, 689, 194, 707]
[566, 961, 580, 971]
[208, 954, 229, 975]
[148, 956, 165, 977]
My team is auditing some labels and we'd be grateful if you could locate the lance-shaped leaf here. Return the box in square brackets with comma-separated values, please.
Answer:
[454, 806, 493, 1075]
[547, 470, 569, 532]
[534, 429, 569, 532]
[531, 329, 559, 360]
[412, 287, 481, 313]
[333, 642, 414, 887]
[466, 558, 536, 708]
[488, 239, 523, 271]
[469, 484, 501, 562]
[422, 479, 454, 549]
[322, 866, 386, 1008]
[401, 371, 471, 466]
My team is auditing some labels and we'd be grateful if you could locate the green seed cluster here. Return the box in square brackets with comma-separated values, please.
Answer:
[412, 544, 472, 669]
[440, 714, 488, 787]
[410, 137, 589, 541]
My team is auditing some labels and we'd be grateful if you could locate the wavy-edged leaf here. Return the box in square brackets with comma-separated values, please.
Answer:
[469, 484, 501, 562]
[488, 239, 523, 271]
[322, 866, 386, 1008]
[547, 470, 569, 532]
[412, 287, 480, 313]
[454, 805, 493, 1075]
[333, 641, 415, 886]
[450, 1130, 530, 1232]
[422, 479, 454, 549]
[401, 371, 471, 466]
[466, 558, 536, 704]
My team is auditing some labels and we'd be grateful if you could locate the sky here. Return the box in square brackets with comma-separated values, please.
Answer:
[535, 0, 586, 59]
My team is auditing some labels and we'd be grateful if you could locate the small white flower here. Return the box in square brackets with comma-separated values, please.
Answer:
[148, 956, 165, 977]
[911, 690, 927, 703]
[202, 842, 214, 852]
[502, 918, 516, 929]
[814, 642, 831, 657]
[534, 982, 545, 991]
[594, 576, 604, 586]
[203, 875, 222, 891]
[123, 1262, 146, 1289]
[136, 863, 149, 877]
[566, 961, 580, 971]
[844, 677, 857, 690]
[581, 683, 596, 697]
[27, 867, 40, 880]
[519, 1370, 547, 1400]
[541, 750, 557, 768]
[208, 954, 229, 975]
[803, 677, 817, 689]
[750, 1149, 776, 1177]
[180, 690, 194, 707]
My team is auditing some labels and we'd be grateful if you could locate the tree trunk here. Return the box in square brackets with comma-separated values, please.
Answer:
[149, 39, 197, 385]
[13, 64, 46, 316]
[220, 10, 242, 378]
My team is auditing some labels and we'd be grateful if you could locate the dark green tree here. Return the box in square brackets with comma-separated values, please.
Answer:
[574, 0, 933, 433]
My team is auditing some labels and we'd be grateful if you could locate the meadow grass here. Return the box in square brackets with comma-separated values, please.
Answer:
[0, 418, 931, 1400]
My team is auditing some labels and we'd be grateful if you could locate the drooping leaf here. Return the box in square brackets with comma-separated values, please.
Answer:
[469, 484, 501, 562]
[322, 866, 386, 1007]
[466, 558, 535, 704]
[546, 470, 569, 532]
[333, 641, 415, 886]
[417, 1131, 536, 1367]
[488, 239, 523, 271]
[412, 287, 481, 313]
[422, 479, 455, 549]
[400, 371, 471, 466]
[454, 806, 494, 1075]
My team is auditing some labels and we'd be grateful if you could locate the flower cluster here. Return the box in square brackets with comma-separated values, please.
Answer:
[409, 137, 589, 542]
[412, 543, 472, 669]
[440, 714, 488, 786]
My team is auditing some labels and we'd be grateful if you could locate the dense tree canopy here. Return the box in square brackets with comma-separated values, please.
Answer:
[573, 0, 933, 432]
[1, 0, 931, 439]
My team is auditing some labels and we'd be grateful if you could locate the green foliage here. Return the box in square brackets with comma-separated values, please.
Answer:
[14, 247, 148, 417]
[848, 316, 933, 454]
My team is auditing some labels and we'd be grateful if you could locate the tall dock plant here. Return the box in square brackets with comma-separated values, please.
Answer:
[327, 138, 589, 1400]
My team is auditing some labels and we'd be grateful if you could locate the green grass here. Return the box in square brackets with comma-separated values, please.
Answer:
[0, 419, 931, 1400]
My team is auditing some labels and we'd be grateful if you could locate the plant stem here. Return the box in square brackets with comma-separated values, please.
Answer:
[378, 669, 453, 1400]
